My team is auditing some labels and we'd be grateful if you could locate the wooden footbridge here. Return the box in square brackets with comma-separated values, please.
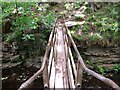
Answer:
[18, 17, 119, 90]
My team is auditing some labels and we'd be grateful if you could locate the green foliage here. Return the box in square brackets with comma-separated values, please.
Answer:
[42, 11, 55, 28]
[86, 59, 94, 66]
[5, 30, 22, 43]
[96, 66, 106, 75]
[22, 34, 35, 41]
[71, 3, 119, 46]
[86, 59, 106, 75]
[70, 25, 85, 41]
[87, 15, 96, 22]
[65, 3, 71, 10]
[38, 3, 50, 12]
[88, 33, 102, 41]
[74, 2, 82, 9]
[72, 32, 84, 41]
[12, 16, 38, 31]
[71, 25, 80, 31]
[94, 22, 102, 27]
[75, 15, 84, 20]
[90, 3, 119, 42]
[2, 2, 56, 48]
[2, 2, 39, 42]
[82, 23, 89, 32]
[113, 64, 120, 72]
[2, 2, 16, 19]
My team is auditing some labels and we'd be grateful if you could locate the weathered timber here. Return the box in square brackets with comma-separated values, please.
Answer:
[48, 47, 53, 76]
[18, 18, 57, 90]
[67, 28, 120, 89]
[76, 61, 83, 87]
[68, 58, 75, 88]
[43, 59, 49, 88]
[49, 58, 55, 88]
[18, 17, 120, 90]
[54, 25, 69, 88]
[68, 47, 77, 79]
[18, 47, 49, 90]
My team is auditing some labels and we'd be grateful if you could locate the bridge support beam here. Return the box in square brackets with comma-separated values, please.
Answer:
[76, 61, 83, 88]
[43, 59, 49, 88]
[68, 58, 75, 88]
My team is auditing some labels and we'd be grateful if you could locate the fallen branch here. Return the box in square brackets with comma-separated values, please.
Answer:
[65, 21, 85, 27]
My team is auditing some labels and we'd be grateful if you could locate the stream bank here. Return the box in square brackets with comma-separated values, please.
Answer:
[81, 45, 120, 70]
[2, 45, 120, 89]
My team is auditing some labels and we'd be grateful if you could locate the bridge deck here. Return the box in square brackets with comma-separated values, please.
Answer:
[49, 21, 71, 88]
[18, 18, 119, 90]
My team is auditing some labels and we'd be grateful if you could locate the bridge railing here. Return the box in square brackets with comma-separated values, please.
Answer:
[63, 18, 120, 89]
[18, 18, 58, 90]
[18, 17, 119, 90]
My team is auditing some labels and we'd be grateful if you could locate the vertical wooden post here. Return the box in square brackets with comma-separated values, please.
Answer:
[67, 58, 75, 88]
[54, 29, 57, 61]
[68, 47, 77, 79]
[68, 36, 71, 47]
[49, 30, 57, 88]
[48, 47, 53, 78]
[49, 58, 55, 88]
[43, 58, 49, 88]
[76, 61, 83, 88]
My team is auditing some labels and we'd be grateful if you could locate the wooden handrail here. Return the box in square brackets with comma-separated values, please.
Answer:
[18, 46, 50, 90]
[61, 15, 119, 89]
[66, 29, 120, 89]
[62, 16, 119, 89]
[18, 35, 52, 89]
[18, 18, 58, 90]
[18, 17, 120, 90]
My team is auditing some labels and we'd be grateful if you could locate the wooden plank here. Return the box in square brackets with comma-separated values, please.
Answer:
[54, 65, 64, 88]
[49, 58, 55, 88]
[54, 29, 57, 61]
[51, 32, 55, 47]
[67, 58, 75, 88]
[64, 40, 68, 62]
[63, 37, 69, 88]
[76, 61, 83, 87]
[69, 47, 77, 79]
[43, 60, 49, 88]
[63, 26, 70, 88]
[55, 27, 64, 88]
[66, 34, 68, 43]
[48, 47, 53, 77]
